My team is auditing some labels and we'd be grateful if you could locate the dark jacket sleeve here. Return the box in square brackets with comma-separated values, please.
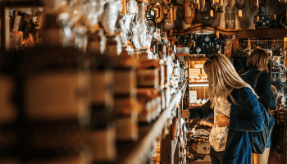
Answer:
[188, 100, 214, 119]
[229, 88, 263, 132]
[256, 73, 276, 110]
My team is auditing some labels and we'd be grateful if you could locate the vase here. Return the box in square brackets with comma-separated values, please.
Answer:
[254, 7, 271, 28]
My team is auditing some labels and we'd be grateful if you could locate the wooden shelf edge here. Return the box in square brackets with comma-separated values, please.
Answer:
[189, 57, 208, 61]
[176, 54, 191, 57]
[172, 138, 178, 156]
[172, 24, 237, 36]
[0, 0, 44, 7]
[236, 28, 287, 39]
[189, 83, 208, 87]
[172, 24, 287, 39]
[121, 86, 184, 163]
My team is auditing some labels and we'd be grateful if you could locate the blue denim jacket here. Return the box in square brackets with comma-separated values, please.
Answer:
[188, 88, 263, 164]
[239, 66, 276, 110]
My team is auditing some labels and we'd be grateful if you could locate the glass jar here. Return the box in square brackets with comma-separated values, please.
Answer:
[225, 4, 236, 29]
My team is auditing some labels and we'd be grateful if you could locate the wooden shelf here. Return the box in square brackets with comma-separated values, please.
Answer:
[189, 83, 208, 87]
[172, 24, 237, 36]
[189, 57, 208, 61]
[176, 55, 208, 61]
[0, 0, 44, 7]
[176, 54, 191, 57]
[172, 24, 287, 39]
[236, 29, 287, 39]
[117, 81, 187, 164]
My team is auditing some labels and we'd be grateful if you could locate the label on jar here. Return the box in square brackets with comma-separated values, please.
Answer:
[87, 40, 102, 54]
[116, 111, 138, 141]
[25, 72, 90, 121]
[114, 70, 136, 96]
[90, 71, 113, 106]
[138, 100, 152, 123]
[0, 76, 17, 124]
[114, 97, 140, 115]
[137, 69, 159, 87]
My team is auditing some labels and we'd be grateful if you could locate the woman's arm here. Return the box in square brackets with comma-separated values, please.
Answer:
[185, 100, 214, 119]
[229, 88, 263, 132]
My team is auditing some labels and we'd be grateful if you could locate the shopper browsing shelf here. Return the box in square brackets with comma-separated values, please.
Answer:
[239, 48, 276, 164]
[182, 54, 263, 164]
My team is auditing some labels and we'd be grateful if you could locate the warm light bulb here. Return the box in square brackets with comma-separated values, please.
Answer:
[73, 10, 79, 15]
[238, 9, 242, 17]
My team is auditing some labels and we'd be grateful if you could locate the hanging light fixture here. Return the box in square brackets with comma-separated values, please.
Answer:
[235, 0, 245, 17]
[225, 0, 236, 29]
[210, 0, 220, 17]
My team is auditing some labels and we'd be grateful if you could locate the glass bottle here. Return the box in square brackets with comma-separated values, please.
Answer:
[225, 4, 236, 29]
[87, 54, 116, 163]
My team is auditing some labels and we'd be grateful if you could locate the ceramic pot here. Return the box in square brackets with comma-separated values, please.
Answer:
[254, 7, 271, 28]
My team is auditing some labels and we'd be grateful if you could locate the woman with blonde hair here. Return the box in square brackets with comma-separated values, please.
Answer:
[239, 48, 275, 164]
[183, 54, 263, 164]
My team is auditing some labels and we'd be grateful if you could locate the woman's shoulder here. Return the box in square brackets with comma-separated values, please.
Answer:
[258, 71, 271, 83]
[231, 87, 257, 103]
[259, 70, 269, 77]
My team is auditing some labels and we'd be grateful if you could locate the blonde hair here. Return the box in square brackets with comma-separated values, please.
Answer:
[247, 48, 270, 73]
[203, 54, 257, 108]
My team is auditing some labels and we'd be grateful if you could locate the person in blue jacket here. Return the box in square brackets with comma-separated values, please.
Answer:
[182, 54, 263, 164]
[239, 48, 275, 164]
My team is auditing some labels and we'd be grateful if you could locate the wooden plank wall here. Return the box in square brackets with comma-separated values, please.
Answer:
[189, 86, 209, 100]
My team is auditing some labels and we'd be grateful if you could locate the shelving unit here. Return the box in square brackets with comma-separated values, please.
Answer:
[117, 80, 187, 164]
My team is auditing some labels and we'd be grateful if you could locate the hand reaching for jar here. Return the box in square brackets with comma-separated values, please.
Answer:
[216, 114, 230, 127]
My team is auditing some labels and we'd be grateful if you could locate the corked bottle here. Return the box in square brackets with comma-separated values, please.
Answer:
[18, 11, 91, 163]
[84, 54, 116, 163]
[0, 51, 20, 163]
[112, 53, 140, 141]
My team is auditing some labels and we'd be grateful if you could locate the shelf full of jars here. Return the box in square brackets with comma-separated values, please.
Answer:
[0, 0, 189, 164]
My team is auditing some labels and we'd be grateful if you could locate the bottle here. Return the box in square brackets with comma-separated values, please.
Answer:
[86, 54, 116, 163]
[175, 36, 182, 54]
[113, 54, 139, 141]
[225, 3, 236, 29]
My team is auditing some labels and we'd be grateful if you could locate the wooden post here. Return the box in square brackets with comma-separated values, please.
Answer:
[4, 8, 9, 51]
[233, 38, 239, 52]
[0, 5, 5, 52]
